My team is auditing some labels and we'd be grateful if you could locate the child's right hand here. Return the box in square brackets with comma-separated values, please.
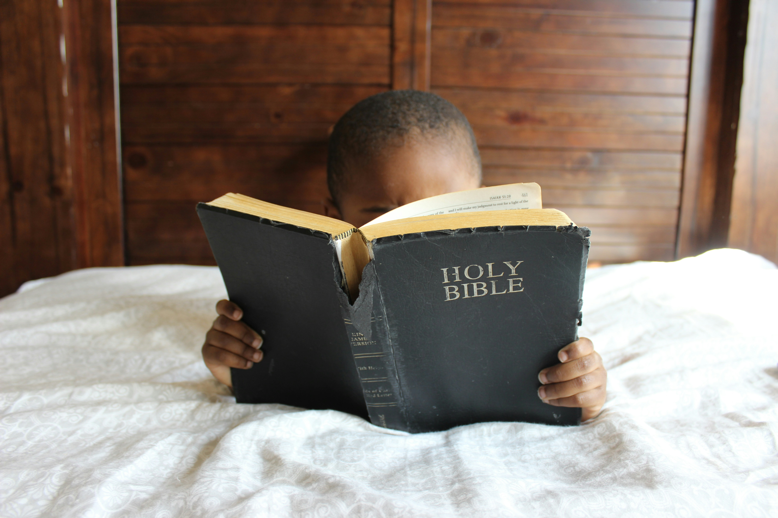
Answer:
[202, 300, 263, 388]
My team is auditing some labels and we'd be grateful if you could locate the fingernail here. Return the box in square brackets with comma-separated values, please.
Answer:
[246, 361, 253, 368]
[253, 351, 262, 362]
[254, 337, 263, 349]
[538, 370, 548, 384]
[233, 311, 241, 319]
[538, 386, 546, 399]
[559, 351, 568, 362]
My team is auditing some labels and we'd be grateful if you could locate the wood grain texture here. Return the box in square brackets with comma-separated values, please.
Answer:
[433, 28, 691, 57]
[117, 0, 392, 26]
[433, 4, 693, 37]
[64, 0, 124, 268]
[677, 0, 748, 258]
[729, 0, 778, 264]
[115, 0, 704, 266]
[472, 127, 684, 151]
[121, 85, 385, 144]
[123, 144, 329, 202]
[436, 0, 694, 19]
[480, 148, 683, 170]
[429, 0, 694, 262]
[0, 0, 74, 297]
[432, 64, 689, 95]
[118, 25, 391, 85]
[392, 0, 431, 90]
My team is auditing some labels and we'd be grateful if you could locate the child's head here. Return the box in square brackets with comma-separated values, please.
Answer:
[326, 90, 482, 227]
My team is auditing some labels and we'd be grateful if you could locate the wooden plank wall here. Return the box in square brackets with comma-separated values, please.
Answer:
[3, 0, 758, 297]
[431, 0, 693, 262]
[117, 0, 696, 266]
[117, 0, 391, 265]
[0, 0, 74, 296]
[729, 0, 778, 264]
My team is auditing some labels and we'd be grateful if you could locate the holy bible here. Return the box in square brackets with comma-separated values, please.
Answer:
[197, 184, 590, 433]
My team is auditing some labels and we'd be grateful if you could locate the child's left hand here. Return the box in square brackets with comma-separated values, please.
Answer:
[537, 337, 606, 422]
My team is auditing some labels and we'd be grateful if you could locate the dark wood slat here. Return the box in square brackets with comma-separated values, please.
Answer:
[117, 0, 392, 26]
[432, 6, 693, 38]
[118, 25, 390, 45]
[541, 187, 679, 208]
[392, 0, 431, 90]
[556, 206, 678, 226]
[432, 68, 687, 95]
[125, 201, 215, 265]
[121, 86, 386, 143]
[120, 63, 389, 85]
[435, 0, 694, 19]
[123, 122, 334, 144]
[465, 110, 684, 133]
[729, 0, 778, 264]
[433, 28, 691, 57]
[587, 244, 675, 263]
[121, 102, 353, 126]
[122, 99, 683, 134]
[585, 225, 677, 245]
[64, 0, 124, 268]
[0, 0, 75, 297]
[123, 145, 330, 202]
[118, 25, 391, 84]
[479, 148, 683, 170]
[433, 48, 688, 77]
[473, 127, 684, 152]
[120, 43, 389, 69]
[483, 168, 681, 189]
[436, 88, 687, 115]
[121, 84, 386, 104]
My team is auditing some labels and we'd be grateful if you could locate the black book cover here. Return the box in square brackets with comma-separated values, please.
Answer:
[355, 226, 588, 433]
[198, 203, 589, 433]
[197, 204, 368, 419]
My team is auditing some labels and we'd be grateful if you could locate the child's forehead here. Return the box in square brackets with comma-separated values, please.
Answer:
[345, 137, 479, 201]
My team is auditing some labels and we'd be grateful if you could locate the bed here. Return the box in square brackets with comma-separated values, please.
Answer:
[1, 248, 776, 517]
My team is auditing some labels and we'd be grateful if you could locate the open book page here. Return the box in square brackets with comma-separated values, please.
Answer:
[361, 183, 542, 227]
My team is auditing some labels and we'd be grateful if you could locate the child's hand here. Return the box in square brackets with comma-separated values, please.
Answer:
[537, 337, 606, 422]
[202, 300, 264, 388]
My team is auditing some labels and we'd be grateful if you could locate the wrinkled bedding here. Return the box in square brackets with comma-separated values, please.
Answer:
[0, 249, 776, 517]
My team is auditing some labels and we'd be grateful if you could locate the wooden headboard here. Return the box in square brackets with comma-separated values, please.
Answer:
[3, 0, 767, 297]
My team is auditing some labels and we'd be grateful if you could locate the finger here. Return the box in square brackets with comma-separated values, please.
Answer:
[538, 366, 606, 401]
[202, 342, 257, 370]
[212, 314, 263, 349]
[541, 385, 606, 411]
[539, 351, 602, 384]
[557, 337, 594, 363]
[216, 299, 243, 320]
[205, 328, 264, 364]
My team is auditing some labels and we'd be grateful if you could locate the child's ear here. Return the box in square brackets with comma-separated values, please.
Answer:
[322, 198, 343, 220]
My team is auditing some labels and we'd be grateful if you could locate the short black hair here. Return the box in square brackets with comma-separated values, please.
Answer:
[327, 90, 481, 206]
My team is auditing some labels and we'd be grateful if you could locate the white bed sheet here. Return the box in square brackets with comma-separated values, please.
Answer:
[0, 249, 776, 517]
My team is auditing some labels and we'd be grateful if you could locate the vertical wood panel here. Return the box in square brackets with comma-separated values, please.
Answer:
[64, 0, 124, 268]
[392, 0, 431, 90]
[729, 0, 778, 264]
[0, 0, 74, 297]
[677, 0, 748, 258]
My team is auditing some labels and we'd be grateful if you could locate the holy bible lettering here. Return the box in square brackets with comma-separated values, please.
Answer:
[441, 261, 525, 301]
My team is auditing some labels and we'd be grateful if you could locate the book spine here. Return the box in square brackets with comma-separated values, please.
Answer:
[339, 263, 406, 431]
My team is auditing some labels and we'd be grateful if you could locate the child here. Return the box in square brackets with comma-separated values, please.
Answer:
[202, 91, 607, 421]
